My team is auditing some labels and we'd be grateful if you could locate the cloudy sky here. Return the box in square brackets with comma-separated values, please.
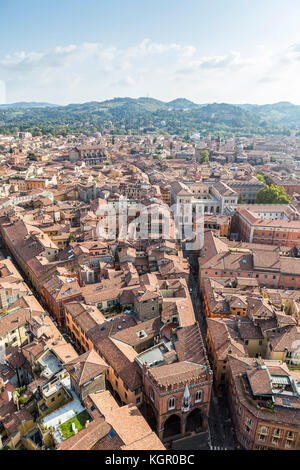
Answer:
[1, 0, 300, 105]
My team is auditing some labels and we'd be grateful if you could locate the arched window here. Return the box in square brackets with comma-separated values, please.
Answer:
[168, 397, 175, 410]
[195, 390, 202, 403]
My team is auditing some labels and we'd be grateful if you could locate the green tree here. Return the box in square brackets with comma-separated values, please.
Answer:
[256, 173, 268, 185]
[199, 150, 209, 163]
[256, 184, 292, 204]
[67, 234, 76, 246]
[238, 195, 245, 204]
[27, 152, 37, 161]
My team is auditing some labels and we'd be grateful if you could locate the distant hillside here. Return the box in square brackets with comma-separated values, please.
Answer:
[238, 101, 300, 127]
[167, 98, 199, 109]
[0, 97, 295, 137]
[0, 102, 58, 109]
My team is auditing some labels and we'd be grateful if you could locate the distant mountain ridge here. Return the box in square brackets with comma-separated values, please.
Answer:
[0, 97, 298, 137]
[0, 102, 59, 108]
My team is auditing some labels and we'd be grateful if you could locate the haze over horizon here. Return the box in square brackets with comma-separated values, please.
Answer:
[2, 0, 300, 105]
[1, 97, 299, 108]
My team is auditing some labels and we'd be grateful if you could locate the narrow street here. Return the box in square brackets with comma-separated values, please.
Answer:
[184, 249, 236, 450]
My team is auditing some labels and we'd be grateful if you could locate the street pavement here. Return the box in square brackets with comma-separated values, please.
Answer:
[184, 250, 236, 450]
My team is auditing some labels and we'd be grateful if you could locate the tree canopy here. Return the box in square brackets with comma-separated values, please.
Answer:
[256, 173, 268, 185]
[256, 184, 292, 204]
[199, 150, 209, 163]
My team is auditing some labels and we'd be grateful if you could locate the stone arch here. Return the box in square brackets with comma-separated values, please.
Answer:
[163, 413, 181, 439]
[186, 407, 203, 433]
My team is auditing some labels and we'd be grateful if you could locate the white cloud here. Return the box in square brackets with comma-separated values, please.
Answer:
[176, 50, 245, 75]
[2, 39, 300, 104]
[126, 38, 196, 58]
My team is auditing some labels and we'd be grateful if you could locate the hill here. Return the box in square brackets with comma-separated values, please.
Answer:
[0, 97, 295, 137]
[0, 102, 58, 109]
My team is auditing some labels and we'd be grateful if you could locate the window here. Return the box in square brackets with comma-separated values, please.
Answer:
[271, 437, 280, 445]
[242, 435, 250, 447]
[245, 417, 253, 427]
[150, 388, 154, 402]
[108, 429, 117, 440]
[195, 390, 202, 403]
[168, 397, 175, 410]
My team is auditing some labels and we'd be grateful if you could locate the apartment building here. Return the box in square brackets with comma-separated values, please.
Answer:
[227, 355, 300, 450]
[234, 204, 300, 247]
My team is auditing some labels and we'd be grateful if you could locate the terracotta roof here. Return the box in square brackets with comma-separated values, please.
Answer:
[84, 390, 119, 417]
[57, 417, 111, 450]
[64, 349, 108, 386]
[148, 361, 209, 388]
[105, 403, 165, 450]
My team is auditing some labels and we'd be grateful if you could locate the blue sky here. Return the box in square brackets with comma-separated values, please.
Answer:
[1, 0, 300, 104]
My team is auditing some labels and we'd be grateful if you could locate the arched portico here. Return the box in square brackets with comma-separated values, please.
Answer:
[186, 408, 203, 433]
[162, 414, 181, 439]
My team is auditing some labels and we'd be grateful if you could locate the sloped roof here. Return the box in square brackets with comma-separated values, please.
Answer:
[64, 349, 108, 386]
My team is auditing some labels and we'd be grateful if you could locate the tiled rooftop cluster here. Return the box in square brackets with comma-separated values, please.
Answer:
[0, 131, 300, 450]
